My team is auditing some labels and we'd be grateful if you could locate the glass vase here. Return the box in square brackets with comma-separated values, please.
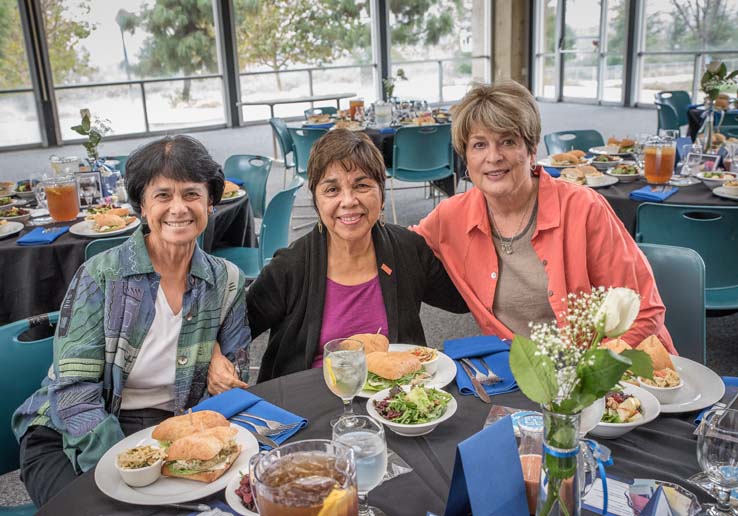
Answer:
[701, 99, 715, 154]
[536, 409, 582, 516]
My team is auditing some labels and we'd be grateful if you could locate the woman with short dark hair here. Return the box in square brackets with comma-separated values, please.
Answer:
[237, 129, 467, 381]
[12, 135, 250, 507]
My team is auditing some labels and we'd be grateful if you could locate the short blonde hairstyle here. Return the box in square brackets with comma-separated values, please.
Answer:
[451, 80, 541, 157]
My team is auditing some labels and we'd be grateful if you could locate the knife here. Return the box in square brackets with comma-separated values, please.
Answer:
[243, 427, 279, 449]
[459, 360, 492, 403]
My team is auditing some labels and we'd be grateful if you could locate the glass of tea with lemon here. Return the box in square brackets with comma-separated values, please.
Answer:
[323, 338, 367, 426]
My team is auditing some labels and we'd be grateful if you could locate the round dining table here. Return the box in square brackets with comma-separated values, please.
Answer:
[36, 367, 709, 516]
[0, 194, 256, 325]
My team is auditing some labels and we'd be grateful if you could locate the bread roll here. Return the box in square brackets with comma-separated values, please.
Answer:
[366, 351, 421, 380]
[108, 207, 130, 217]
[166, 434, 225, 461]
[569, 150, 585, 159]
[348, 333, 389, 355]
[161, 447, 241, 483]
[636, 335, 675, 370]
[578, 165, 599, 176]
[152, 410, 229, 441]
[551, 152, 578, 165]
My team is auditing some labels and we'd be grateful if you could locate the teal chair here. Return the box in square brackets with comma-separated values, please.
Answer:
[388, 125, 455, 224]
[304, 106, 337, 119]
[655, 101, 681, 135]
[543, 130, 605, 155]
[212, 178, 304, 279]
[638, 243, 706, 364]
[655, 90, 691, 128]
[287, 127, 327, 229]
[0, 312, 59, 515]
[84, 236, 129, 260]
[223, 155, 272, 219]
[636, 203, 738, 310]
[269, 118, 295, 188]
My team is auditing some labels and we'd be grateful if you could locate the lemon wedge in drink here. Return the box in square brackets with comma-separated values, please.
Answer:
[325, 356, 337, 387]
[318, 487, 353, 516]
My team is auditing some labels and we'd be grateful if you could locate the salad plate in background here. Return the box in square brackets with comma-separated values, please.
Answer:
[589, 383, 659, 439]
[366, 385, 457, 437]
[225, 470, 259, 516]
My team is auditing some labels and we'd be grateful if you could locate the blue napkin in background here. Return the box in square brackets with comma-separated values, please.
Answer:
[303, 122, 334, 129]
[543, 166, 561, 178]
[444, 336, 518, 397]
[629, 185, 679, 202]
[193, 388, 307, 448]
[378, 127, 396, 134]
[16, 226, 69, 245]
[225, 176, 244, 186]
[695, 377, 738, 425]
[445, 416, 528, 516]
[675, 137, 693, 164]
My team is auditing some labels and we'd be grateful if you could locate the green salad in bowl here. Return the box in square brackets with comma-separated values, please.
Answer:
[367, 385, 457, 436]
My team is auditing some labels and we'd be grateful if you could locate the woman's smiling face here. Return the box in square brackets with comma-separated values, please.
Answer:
[141, 176, 210, 247]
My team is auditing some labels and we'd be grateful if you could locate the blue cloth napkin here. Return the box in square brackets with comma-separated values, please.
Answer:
[225, 176, 244, 186]
[193, 388, 307, 448]
[444, 336, 518, 397]
[378, 127, 396, 134]
[629, 185, 679, 202]
[543, 166, 561, 178]
[675, 137, 693, 163]
[16, 226, 69, 245]
[303, 122, 334, 129]
[445, 416, 528, 516]
[695, 377, 738, 424]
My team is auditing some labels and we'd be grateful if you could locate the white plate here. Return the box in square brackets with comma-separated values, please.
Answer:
[0, 198, 20, 209]
[367, 386, 457, 437]
[657, 356, 725, 413]
[589, 145, 633, 157]
[69, 217, 141, 238]
[537, 157, 590, 169]
[225, 469, 259, 515]
[356, 344, 455, 399]
[713, 186, 738, 201]
[0, 221, 23, 239]
[585, 175, 619, 189]
[95, 424, 259, 506]
[219, 189, 247, 204]
[589, 383, 660, 439]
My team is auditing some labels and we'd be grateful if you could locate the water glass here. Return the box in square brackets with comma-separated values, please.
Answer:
[333, 416, 388, 516]
[373, 102, 392, 128]
[323, 338, 368, 426]
[692, 409, 738, 515]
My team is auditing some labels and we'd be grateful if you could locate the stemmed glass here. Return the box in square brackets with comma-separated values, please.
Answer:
[689, 408, 738, 515]
[333, 415, 388, 516]
[323, 338, 368, 426]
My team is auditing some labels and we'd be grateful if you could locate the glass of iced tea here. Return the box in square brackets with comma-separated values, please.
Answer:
[643, 137, 676, 185]
[249, 439, 358, 516]
[35, 175, 80, 222]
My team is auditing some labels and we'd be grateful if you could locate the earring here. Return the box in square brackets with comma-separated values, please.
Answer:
[317, 219, 323, 234]
[530, 163, 537, 172]
[379, 212, 386, 227]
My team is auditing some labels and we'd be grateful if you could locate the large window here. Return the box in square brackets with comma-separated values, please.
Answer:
[0, 0, 42, 147]
[389, 0, 490, 104]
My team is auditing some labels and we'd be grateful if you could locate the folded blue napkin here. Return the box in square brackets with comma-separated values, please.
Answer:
[225, 176, 244, 186]
[16, 226, 69, 245]
[378, 127, 396, 134]
[695, 377, 738, 425]
[629, 185, 679, 202]
[193, 388, 307, 448]
[445, 416, 528, 516]
[303, 122, 334, 129]
[444, 336, 518, 398]
[543, 166, 561, 178]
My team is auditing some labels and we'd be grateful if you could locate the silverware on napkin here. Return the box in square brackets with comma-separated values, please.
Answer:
[459, 360, 492, 403]
[242, 427, 279, 449]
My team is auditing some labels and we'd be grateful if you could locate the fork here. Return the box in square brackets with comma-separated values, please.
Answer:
[478, 358, 502, 384]
[42, 227, 63, 234]
[231, 416, 300, 436]
[236, 412, 290, 430]
[460, 358, 497, 385]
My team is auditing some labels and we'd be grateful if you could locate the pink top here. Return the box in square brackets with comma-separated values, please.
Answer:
[411, 168, 676, 354]
[312, 275, 389, 368]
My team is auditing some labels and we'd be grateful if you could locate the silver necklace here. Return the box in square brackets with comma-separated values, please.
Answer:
[487, 193, 535, 255]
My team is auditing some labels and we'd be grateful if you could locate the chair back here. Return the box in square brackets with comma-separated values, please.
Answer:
[224, 155, 272, 218]
[719, 112, 738, 137]
[637, 243, 706, 364]
[655, 101, 681, 134]
[269, 118, 295, 169]
[85, 236, 130, 260]
[0, 312, 58, 473]
[543, 130, 605, 154]
[304, 106, 337, 119]
[391, 125, 453, 181]
[259, 177, 304, 267]
[655, 90, 691, 127]
[288, 127, 328, 177]
[636, 203, 738, 309]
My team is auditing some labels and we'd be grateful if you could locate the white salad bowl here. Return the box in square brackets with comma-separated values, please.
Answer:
[115, 455, 163, 487]
[588, 383, 660, 440]
[696, 172, 737, 190]
[637, 376, 684, 404]
[366, 386, 457, 437]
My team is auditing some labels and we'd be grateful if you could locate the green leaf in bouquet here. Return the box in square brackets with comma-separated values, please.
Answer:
[620, 349, 653, 379]
[70, 124, 86, 136]
[576, 348, 631, 400]
[510, 335, 557, 406]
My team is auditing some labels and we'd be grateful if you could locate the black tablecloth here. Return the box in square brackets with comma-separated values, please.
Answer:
[596, 179, 738, 234]
[37, 368, 708, 516]
[0, 196, 255, 325]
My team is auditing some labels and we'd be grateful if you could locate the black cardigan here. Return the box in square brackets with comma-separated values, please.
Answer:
[247, 223, 468, 382]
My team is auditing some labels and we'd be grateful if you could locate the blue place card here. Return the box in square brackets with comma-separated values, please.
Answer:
[444, 416, 528, 516]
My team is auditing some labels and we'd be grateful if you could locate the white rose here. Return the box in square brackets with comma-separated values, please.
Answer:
[594, 287, 641, 338]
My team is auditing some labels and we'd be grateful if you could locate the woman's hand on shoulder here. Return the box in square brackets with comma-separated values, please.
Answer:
[208, 342, 248, 395]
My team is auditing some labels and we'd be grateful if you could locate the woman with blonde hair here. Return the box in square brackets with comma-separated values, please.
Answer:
[412, 81, 675, 353]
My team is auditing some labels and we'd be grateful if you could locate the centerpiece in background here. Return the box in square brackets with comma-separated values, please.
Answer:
[699, 61, 738, 153]
[71, 108, 112, 171]
[510, 287, 653, 516]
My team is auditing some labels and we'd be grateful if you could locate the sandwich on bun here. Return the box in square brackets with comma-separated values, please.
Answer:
[550, 152, 579, 166]
[364, 351, 428, 392]
[152, 410, 230, 448]
[348, 333, 389, 355]
[569, 150, 586, 159]
[222, 181, 241, 199]
[162, 426, 241, 483]
[92, 213, 136, 233]
[561, 167, 586, 185]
